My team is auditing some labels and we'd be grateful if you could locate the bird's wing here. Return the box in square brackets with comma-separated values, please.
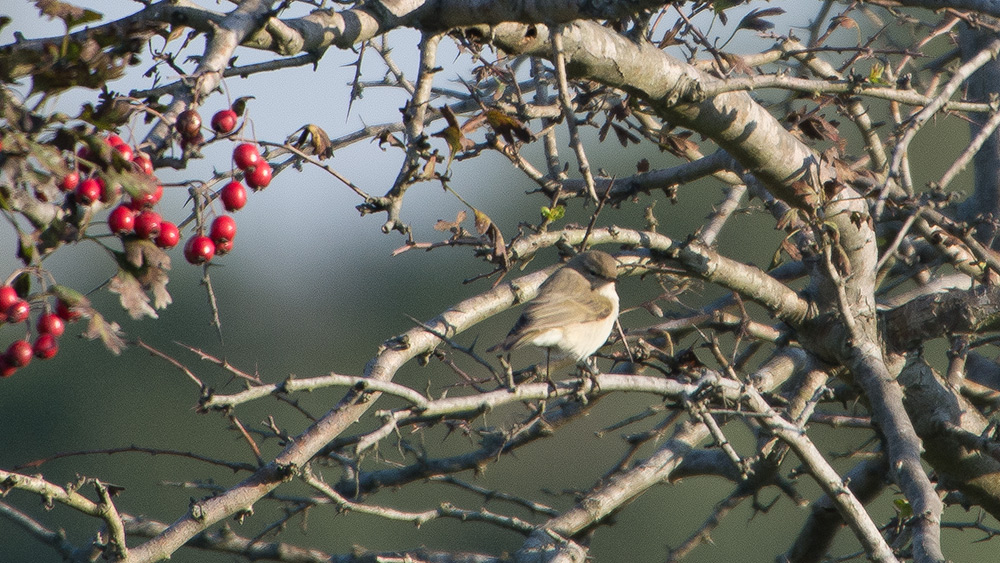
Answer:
[497, 269, 615, 351]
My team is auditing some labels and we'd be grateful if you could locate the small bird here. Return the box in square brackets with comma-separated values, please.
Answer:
[493, 250, 620, 373]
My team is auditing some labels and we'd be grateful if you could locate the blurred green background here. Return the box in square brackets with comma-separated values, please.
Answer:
[1, 2, 995, 562]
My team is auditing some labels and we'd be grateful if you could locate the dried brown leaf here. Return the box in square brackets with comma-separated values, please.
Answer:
[485, 108, 532, 144]
[434, 210, 467, 232]
[291, 124, 333, 159]
[83, 313, 126, 355]
[659, 132, 698, 158]
[473, 208, 492, 235]
[109, 270, 157, 320]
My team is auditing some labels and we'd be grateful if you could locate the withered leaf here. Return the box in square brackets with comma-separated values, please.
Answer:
[832, 243, 852, 277]
[109, 269, 157, 320]
[83, 313, 126, 355]
[421, 152, 439, 178]
[376, 130, 405, 150]
[637, 158, 650, 173]
[432, 107, 475, 166]
[231, 96, 255, 117]
[659, 131, 698, 158]
[486, 222, 507, 267]
[737, 8, 786, 32]
[830, 15, 858, 31]
[658, 20, 684, 48]
[291, 124, 333, 159]
[611, 123, 640, 147]
[485, 108, 532, 144]
[473, 207, 492, 235]
[34, 0, 102, 29]
[434, 210, 467, 232]
[719, 52, 754, 76]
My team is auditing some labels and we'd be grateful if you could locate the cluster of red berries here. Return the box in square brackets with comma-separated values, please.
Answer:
[68, 132, 267, 266]
[233, 142, 272, 190]
[0, 285, 80, 377]
[68, 135, 183, 253]
[176, 106, 240, 150]
[68, 135, 158, 206]
[182, 141, 267, 264]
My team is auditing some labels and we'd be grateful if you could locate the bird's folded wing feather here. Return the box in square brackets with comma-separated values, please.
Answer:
[499, 272, 614, 351]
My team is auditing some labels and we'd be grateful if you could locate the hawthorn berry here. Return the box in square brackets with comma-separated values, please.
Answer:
[0, 357, 16, 378]
[214, 239, 234, 256]
[134, 210, 162, 239]
[56, 300, 82, 322]
[0, 286, 19, 312]
[7, 299, 30, 324]
[75, 178, 102, 205]
[184, 235, 215, 264]
[132, 153, 154, 175]
[76, 145, 93, 172]
[6, 340, 33, 368]
[37, 313, 66, 337]
[59, 171, 80, 192]
[131, 183, 164, 208]
[176, 109, 202, 138]
[155, 221, 181, 249]
[220, 181, 247, 211]
[211, 109, 238, 134]
[180, 132, 205, 151]
[33, 334, 58, 360]
[233, 143, 260, 170]
[210, 215, 237, 243]
[106, 134, 125, 147]
[114, 143, 134, 162]
[108, 205, 136, 235]
[245, 162, 272, 190]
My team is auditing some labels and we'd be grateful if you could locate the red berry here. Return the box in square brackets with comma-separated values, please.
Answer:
[233, 143, 260, 170]
[106, 134, 125, 147]
[210, 215, 237, 243]
[0, 357, 16, 378]
[75, 178, 102, 205]
[245, 162, 272, 190]
[155, 221, 180, 249]
[214, 238, 234, 256]
[59, 171, 80, 192]
[220, 181, 247, 211]
[180, 132, 205, 151]
[131, 183, 164, 209]
[33, 333, 58, 360]
[134, 210, 162, 239]
[176, 109, 202, 138]
[132, 153, 154, 175]
[7, 299, 30, 324]
[0, 286, 19, 312]
[184, 235, 215, 264]
[6, 340, 33, 368]
[211, 109, 238, 134]
[37, 313, 66, 337]
[76, 145, 92, 172]
[56, 300, 82, 322]
[108, 205, 136, 235]
[114, 143, 133, 162]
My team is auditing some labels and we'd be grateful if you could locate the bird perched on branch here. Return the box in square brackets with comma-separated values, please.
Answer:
[492, 250, 620, 375]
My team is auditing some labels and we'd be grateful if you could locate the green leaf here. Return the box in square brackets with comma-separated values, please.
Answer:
[868, 63, 889, 86]
[540, 205, 565, 222]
